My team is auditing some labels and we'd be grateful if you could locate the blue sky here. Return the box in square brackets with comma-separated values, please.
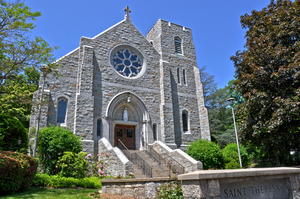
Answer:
[26, 0, 270, 88]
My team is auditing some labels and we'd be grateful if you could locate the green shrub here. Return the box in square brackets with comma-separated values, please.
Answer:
[155, 179, 183, 199]
[187, 139, 224, 169]
[37, 126, 82, 174]
[0, 151, 38, 195]
[0, 114, 28, 152]
[225, 161, 241, 169]
[32, 173, 102, 189]
[56, 151, 89, 178]
[222, 143, 249, 167]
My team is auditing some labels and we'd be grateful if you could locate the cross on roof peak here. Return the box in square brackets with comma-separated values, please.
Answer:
[124, 6, 131, 21]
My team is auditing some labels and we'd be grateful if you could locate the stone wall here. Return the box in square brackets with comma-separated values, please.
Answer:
[98, 138, 133, 177]
[101, 177, 171, 199]
[150, 141, 203, 173]
[178, 167, 300, 199]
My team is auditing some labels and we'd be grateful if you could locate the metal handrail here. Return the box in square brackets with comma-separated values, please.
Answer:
[145, 144, 163, 165]
[118, 139, 152, 177]
[117, 139, 132, 161]
[164, 153, 185, 174]
[147, 144, 185, 174]
[118, 139, 130, 151]
[131, 153, 152, 177]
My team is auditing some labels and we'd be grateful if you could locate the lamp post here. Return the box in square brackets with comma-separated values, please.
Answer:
[32, 65, 50, 157]
[227, 97, 242, 168]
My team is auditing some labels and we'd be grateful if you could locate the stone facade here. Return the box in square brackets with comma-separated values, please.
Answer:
[101, 178, 170, 199]
[30, 10, 210, 155]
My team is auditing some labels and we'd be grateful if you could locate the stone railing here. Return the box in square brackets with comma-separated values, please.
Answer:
[98, 138, 133, 177]
[149, 141, 202, 173]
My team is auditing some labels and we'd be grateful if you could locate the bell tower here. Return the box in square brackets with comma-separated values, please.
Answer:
[146, 19, 210, 149]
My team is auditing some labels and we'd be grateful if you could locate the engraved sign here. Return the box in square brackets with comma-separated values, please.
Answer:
[220, 178, 291, 199]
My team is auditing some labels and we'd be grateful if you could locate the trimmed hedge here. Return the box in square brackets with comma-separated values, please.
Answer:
[0, 151, 38, 195]
[32, 173, 102, 189]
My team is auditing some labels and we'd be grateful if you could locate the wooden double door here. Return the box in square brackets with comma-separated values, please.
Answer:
[114, 124, 136, 150]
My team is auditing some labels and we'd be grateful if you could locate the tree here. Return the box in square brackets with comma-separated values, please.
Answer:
[231, 0, 300, 166]
[200, 66, 218, 110]
[0, 66, 40, 128]
[0, 113, 28, 152]
[0, 0, 57, 127]
[207, 80, 245, 148]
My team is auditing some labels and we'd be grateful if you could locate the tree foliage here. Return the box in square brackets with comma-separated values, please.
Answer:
[207, 80, 245, 148]
[200, 66, 218, 110]
[0, 0, 56, 127]
[231, 0, 300, 166]
[0, 113, 27, 152]
[222, 143, 249, 168]
[0, 66, 40, 128]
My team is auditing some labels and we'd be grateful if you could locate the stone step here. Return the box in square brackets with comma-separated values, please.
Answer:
[133, 165, 147, 179]
[129, 150, 171, 178]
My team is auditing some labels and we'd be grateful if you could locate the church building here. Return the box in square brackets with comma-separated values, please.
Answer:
[30, 7, 210, 155]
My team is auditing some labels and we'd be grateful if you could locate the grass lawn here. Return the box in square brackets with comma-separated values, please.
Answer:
[1, 187, 99, 199]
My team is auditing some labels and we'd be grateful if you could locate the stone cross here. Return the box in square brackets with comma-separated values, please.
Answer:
[124, 6, 131, 21]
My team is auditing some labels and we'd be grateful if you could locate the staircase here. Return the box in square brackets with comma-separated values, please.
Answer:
[130, 150, 170, 178]
[117, 139, 174, 178]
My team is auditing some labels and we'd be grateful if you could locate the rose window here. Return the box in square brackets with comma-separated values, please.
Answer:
[111, 48, 143, 78]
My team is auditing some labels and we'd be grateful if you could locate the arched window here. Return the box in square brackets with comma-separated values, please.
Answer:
[57, 98, 67, 124]
[182, 110, 189, 132]
[174, 36, 182, 54]
[153, 123, 157, 141]
[97, 119, 102, 137]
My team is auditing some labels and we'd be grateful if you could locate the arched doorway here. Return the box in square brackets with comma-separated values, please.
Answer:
[106, 92, 149, 150]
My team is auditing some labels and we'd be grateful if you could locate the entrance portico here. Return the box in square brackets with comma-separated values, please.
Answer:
[105, 92, 150, 150]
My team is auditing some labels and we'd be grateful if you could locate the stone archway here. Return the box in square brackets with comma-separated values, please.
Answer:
[106, 92, 149, 150]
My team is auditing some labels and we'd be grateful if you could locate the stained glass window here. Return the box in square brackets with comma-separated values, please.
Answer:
[57, 98, 67, 123]
[111, 47, 143, 78]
